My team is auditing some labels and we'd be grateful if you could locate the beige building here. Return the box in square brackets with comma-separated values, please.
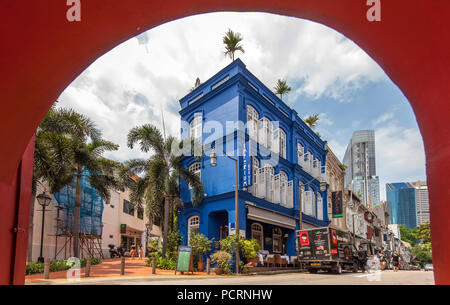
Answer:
[27, 182, 161, 262]
[325, 145, 347, 231]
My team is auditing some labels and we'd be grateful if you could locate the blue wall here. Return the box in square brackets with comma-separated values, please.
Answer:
[178, 59, 330, 260]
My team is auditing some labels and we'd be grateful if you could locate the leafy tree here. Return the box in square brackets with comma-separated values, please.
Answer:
[410, 243, 432, 265]
[399, 224, 418, 246]
[415, 221, 431, 244]
[304, 114, 320, 129]
[34, 107, 123, 257]
[274, 79, 292, 101]
[126, 124, 204, 257]
[223, 29, 245, 61]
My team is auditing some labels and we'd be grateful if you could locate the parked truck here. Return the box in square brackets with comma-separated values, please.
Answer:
[297, 227, 374, 274]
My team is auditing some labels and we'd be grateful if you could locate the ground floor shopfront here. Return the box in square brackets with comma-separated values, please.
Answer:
[178, 191, 330, 259]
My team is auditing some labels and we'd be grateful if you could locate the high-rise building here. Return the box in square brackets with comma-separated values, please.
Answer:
[342, 130, 380, 207]
[386, 183, 417, 229]
[411, 181, 430, 225]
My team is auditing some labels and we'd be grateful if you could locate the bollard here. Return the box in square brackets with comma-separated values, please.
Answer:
[152, 256, 156, 274]
[206, 258, 210, 275]
[43, 258, 50, 279]
[120, 257, 125, 276]
[85, 258, 91, 277]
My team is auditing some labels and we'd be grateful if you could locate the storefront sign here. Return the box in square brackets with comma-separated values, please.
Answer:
[120, 224, 127, 234]
[332, 191, 343, 218]
[242, 141, 252, 187]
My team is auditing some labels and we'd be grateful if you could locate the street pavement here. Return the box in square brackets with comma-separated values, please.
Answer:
[28, 270, 434, 285]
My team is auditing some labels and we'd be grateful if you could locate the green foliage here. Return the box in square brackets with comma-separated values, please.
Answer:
[223, 29, 245, 61]
[274, 79, 292, 101]
[167, 230, 183, 259]
[410, 243, 432, 265]
[241, 239, 261, 261]
[220, 234, 243, 254]
[415, 222, 431, 243]
[210, 251, 232, 274]
[304, 114, 320, 130]
[189, 233, 213, 255]
[339, 164, 348, 171]
[399, 224, 418, 246]
[25, 258, 101, 275]
[125, 124, 205, 257]
[146, 245, 177, 270]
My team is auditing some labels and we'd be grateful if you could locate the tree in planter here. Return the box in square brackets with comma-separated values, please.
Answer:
[241, 239, 261, 267]
[126, 124, 204, 257]
[210, 251, 232, 275]
[189, 233, 213, 271]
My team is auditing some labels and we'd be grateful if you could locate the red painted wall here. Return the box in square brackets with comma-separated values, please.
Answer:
[1, 0, 449, 284]
[0, 137, 34, 285]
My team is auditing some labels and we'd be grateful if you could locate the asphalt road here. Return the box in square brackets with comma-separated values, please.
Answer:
[42, 270, 434, 285]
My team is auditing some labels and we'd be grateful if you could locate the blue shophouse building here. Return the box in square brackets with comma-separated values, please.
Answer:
[177, 59, 330, 258]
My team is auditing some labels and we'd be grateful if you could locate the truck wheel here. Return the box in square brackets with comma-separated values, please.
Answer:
[352, 263, 358, 273]
[335, 264, 342, 274]
[308, 269, 318, 274]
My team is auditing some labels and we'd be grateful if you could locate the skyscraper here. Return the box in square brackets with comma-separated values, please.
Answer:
[342, 130, 380, 207]
[411, 181, 430, 225]
[386, 183, 417, 229]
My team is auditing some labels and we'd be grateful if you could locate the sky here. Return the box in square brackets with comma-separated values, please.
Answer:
[57, 12, 426, 201]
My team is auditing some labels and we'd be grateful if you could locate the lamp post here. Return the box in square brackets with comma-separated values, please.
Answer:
[209, 149, 240, 274]
[36, 191, 52, 263]
[298, 177, 327, 231]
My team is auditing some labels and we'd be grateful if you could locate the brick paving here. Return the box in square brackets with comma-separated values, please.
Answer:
[25, 258, 211, 283]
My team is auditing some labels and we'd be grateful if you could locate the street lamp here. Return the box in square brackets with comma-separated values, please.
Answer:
[209, 148, 240, 274]
[298, 178, 326, 231]
[36, 191, 52, 263]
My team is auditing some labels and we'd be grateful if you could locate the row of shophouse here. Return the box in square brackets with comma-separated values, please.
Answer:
[177, 59, 410, 261]
[27, 58, 409, 264]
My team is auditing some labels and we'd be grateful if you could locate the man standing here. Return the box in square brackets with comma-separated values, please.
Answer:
[356, 245, 368, 272]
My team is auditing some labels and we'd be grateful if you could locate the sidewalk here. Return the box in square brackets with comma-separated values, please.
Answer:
[25, 258, 212, 284]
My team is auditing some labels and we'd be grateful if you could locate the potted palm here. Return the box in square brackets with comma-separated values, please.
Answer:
[189, 233, 213, 272]
[210, 251, 232, 275]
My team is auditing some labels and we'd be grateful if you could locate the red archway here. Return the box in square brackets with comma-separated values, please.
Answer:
[1, 0, 449, 284]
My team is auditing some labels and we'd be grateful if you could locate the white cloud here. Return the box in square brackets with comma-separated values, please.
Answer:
[57, 12, 388, 162]
[375, 123, 426, 200]
[372, 112, 394, 126]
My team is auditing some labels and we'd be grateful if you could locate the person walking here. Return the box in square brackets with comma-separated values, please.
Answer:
[392, 251, 400, 272]
[130, 243, 137, 260]
[379, 249, 386, 270]
[138, 245, 144, 260]
[356, 245, 368, 272]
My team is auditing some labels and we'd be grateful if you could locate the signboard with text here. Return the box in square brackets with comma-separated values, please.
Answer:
[242, 141, 252, 187]
[332, 191, 343, 218]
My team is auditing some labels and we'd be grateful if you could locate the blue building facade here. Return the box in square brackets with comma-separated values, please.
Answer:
[386, 183, 417, 229]
[177, 59, 329, 258]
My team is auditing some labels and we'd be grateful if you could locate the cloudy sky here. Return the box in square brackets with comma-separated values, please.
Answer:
[57, 12, 426, 201]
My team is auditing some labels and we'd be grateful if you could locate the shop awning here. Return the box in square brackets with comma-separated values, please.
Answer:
[246, 204, 296, 230]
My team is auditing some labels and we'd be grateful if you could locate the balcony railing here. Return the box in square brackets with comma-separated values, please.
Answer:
[251, 168, 293, 209]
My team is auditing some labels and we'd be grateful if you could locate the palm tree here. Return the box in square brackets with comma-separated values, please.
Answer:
[223, 29, 245, 61]
[304, 114, 320, 129]
[127, 124, 204, 257]
[274, 79, 292, 101]
[33, 107, 123, 257]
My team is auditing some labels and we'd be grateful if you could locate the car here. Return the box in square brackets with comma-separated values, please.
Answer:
[424, 264, 433, 271]
[409, 265, 421, 271]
